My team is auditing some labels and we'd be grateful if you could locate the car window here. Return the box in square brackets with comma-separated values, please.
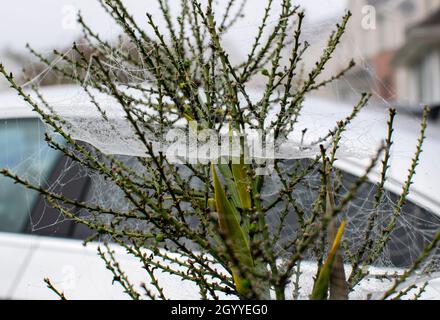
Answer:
[83, 158, 440, 267]
[0, 118, 62, 233]
[339, 171, 440, 267]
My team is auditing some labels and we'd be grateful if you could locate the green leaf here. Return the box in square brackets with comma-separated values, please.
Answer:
[217, 162, 252, 209]
[311, 220, 346, 300]
[326, 180, 349, 300]
[261, 69, 270, 77]
[231, 161, 252, 210]
[217, 163, 242, 209]
[212, 164, 254, 296]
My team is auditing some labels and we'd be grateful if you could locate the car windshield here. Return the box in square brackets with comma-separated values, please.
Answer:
[0, 118, 61, 233]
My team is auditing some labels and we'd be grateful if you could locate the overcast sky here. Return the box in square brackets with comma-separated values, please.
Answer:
[0, 0, 347, 52]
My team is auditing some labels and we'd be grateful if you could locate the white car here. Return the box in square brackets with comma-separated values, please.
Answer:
[0, 85, 440, 300]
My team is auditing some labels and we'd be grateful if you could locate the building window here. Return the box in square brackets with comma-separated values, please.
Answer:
[413, 49, 440, 105]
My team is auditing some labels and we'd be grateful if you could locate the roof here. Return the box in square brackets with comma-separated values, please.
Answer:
[1, 85, 439, 216]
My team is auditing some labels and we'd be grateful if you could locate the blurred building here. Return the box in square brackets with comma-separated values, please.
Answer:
[326, 0, 440, 117]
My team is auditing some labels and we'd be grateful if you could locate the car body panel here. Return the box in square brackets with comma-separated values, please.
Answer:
[0, 233, 223, 300]
[0, 233, 36, 298]
[2, 232, 440, 300]
[8, 233, 131, 300]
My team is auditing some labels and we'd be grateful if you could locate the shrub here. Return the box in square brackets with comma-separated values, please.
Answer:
[1, 0, 439, 300]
